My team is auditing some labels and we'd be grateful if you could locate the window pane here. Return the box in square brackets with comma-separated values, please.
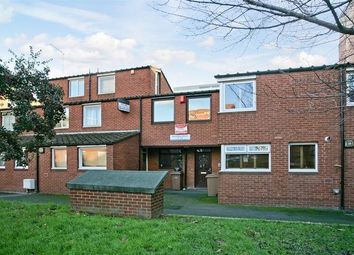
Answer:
[153, 100, 174, 122]
[348, 73, 354, 103]
[70, 79, 84, 97]
[81, 147, 106, 168]
[226, 154, 269, 169]
[0, 154, 5, 167]
[2, 112, 15, 131]
[224, 82, 254, 110]
[226, 154, 241, 168]
[84, 105, 101, 127]
[290, 145, 316, 169]
[188, 97, 211, 121]
[55, 107, 69, 129]
[255, 154, 269, 168]
[99, 75, 115, 94]
[159, 149, 183, 170]
[53, 149, 67, 168]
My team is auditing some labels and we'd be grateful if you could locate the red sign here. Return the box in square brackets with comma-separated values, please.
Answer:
[175, 124, 188, 135]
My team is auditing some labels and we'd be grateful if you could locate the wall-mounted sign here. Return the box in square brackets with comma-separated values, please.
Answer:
[170, 134, 191, 141]
[175, 124, 188, 135]
[117, 98, 130, 113]
[0, 98, 10, 109]
[345, 139, 354, 148]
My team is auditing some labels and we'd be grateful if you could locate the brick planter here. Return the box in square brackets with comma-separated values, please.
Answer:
[67, 170, 168, 218]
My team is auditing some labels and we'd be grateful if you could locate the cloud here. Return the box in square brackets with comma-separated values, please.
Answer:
[270, 51, 327, 68]
[199, 36, 215, 48]
[151, 49, 196, 65]
[2, 32, 138, 77]
[11, 1, 110, 32]
[0, 1, 14, 23]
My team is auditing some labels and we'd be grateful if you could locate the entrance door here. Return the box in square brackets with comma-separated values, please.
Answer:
[195, 150, 212, 187]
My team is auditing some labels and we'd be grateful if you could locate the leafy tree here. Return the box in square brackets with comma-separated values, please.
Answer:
[0, 48, 65, 164]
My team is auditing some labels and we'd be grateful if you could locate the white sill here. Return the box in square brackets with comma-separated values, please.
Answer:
[51, 168, 67, 170]
[69, 95, 84, 98]
[15, 167, 28, 170]
[0, 166, 5, 169]
[220, 169, 271, 173]
[83, 125, 102, 128]
[219, 108, 256, 113]
[289, 169, 318, 173]
[98, 91, 115, 95]
[54, 127, 69, 130]
[79, 167, 107, 170]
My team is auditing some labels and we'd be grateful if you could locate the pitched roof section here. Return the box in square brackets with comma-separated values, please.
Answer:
[50, 131, 139, 146]
[215, 63, 354, 79]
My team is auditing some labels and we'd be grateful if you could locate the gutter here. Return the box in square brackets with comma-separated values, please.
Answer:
[138, 97, 142, 170]
[339, 68, 346, 209]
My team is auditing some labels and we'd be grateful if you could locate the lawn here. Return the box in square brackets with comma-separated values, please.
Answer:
[0, 200, 353, 255]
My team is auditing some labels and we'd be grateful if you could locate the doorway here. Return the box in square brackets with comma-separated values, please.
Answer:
[195, 149, 212, 187]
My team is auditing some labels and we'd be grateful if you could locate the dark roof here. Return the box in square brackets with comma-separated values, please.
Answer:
[215, 63, 354, 79]
[22, 131, 139, 146]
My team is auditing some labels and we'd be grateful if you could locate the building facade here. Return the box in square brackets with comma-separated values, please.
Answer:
[0, 64, 353, 209]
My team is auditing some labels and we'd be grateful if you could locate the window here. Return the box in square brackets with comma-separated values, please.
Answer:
[289, 143, 318, 173]
[159, 149, 183, 171]
[188, 96, 211, 121]
[155, 72, 161, 95]
[221, 144, 271, 172]
[83, 104, 101, 127]
[0, 154, 5, 169]
[79, 146, 107, 170]
[2, 111, 15, 131]
[51, 147, 67, 169]
[347, 72, 354, 106]
[221, 81, 256, 112]
[55, 107, 69, 129]
[153, 99, 174, 123]
[15, 148, 28, 170]
[69, 78, 84, 97]
[98, 74, 115, 94]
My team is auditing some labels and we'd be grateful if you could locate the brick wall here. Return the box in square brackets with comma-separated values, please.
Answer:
[345, 105, 354, 209]
[218, 70, 343, 208]
[69, 184, 164, 218]
[113, 135, 140, 170]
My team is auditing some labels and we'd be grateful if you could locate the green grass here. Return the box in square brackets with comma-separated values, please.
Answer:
[0, 200, 353, 255]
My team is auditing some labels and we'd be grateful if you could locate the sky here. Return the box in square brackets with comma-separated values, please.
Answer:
[0, 0, 341, 89]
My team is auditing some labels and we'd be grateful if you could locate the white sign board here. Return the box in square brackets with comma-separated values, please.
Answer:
[170, 134, 191, 141]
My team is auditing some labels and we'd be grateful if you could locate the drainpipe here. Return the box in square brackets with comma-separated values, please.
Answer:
[88, 71, 92, 101]
[138, 97, 142, 170]
[35, 150, 40, 193]
[339, 68, 346, 210]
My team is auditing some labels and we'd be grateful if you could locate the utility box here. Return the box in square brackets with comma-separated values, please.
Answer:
[171, 171, 183, 190]
[23, 179, 36, 190]
[206, 173, 218, 196]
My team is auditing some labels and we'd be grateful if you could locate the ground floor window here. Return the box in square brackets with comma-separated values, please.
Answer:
[221, 144, 271, 172]
[289, 143, 318, 172]
[0, 154, 5, 169]
[159, 149, 183, 171]
[78, 146, 107, 170]
[15, 148, 28, 170]
[51, 147, 67, 170]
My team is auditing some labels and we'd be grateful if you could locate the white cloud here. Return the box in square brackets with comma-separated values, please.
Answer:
[0, 1, 14, 23]
[151, 49, 196, 65]
[200, 36, 215, 48]
[11, 1, 110, 32]
[2, 32, 138, 77]
[270, 51, 327, 68]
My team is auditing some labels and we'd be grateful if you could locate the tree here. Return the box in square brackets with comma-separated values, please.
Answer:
[156, 0, 354, 51]
[0, 48, 65, 164]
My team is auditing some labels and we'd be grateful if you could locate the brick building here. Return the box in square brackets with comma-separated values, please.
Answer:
[0, 62, 353, 209]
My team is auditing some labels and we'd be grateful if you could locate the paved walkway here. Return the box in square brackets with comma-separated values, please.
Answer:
[0, 190, 353, 224]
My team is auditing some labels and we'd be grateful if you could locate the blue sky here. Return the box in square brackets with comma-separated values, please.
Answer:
[0, 0, 340, 88]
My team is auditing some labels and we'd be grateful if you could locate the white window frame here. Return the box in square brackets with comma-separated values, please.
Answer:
[55, 107, 69, 129]
[219, 80, 256, 113]
[153, 99, 175, 123]
[0, 153, 5, 169]
[2, 111, 15, 131]
[221, 144, 271, 173]
[346, 72, 354, 106]
[69, 77, 85, 98]
[98, 73, 115, 95]
[51, 146, 67, 170]
[83, 103, 102, 128]
[288, 143, 318, 173]
[78, 145, 107, 170]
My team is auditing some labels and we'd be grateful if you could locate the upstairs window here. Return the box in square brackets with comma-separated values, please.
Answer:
[347, 72, 354, 106]
[69, 78, 84, 97]
[55, 107, 69, 129]
[2, 111, 15, 131]
[98, 74, 115, 94]
[289, 143, 318, 173]
[188, 96, 211, 121]
[83, 104, 101, 127]
[221, 81, 256, 112]
[153, 99, 174, 123]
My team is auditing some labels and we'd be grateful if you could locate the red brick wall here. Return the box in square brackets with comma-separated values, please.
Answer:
[113, 135, 139, 170]
[218, 70, 343, 208]
[141, 93, 219, 146]
[345, 105, 354, 209]
[69, 184, 164, 218]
